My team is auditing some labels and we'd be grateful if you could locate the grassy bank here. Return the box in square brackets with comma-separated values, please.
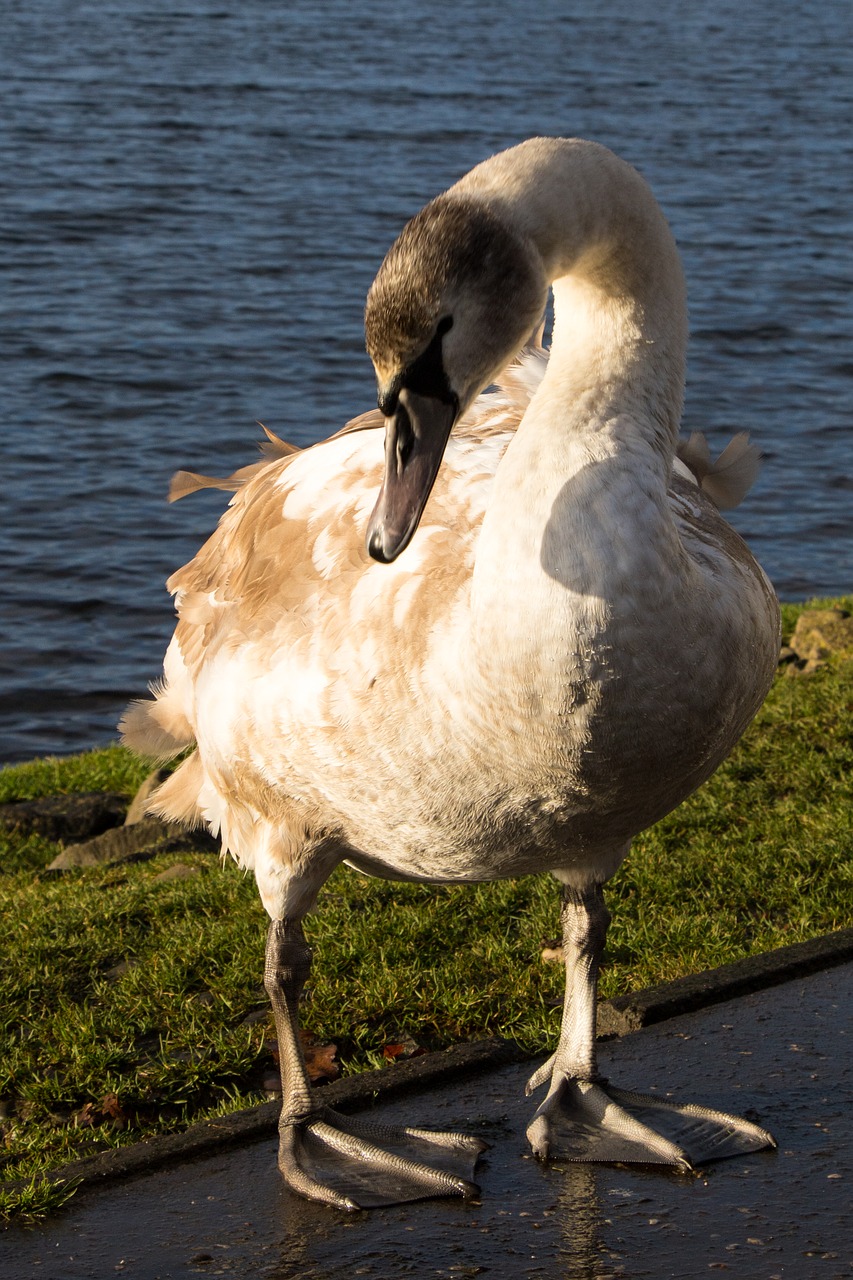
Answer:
[1, 597, 851, 1221]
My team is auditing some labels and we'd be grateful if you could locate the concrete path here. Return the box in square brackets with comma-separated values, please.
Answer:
[3, 962, 850, 1280]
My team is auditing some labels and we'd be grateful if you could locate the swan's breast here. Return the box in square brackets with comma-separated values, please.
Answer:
[171, 426, 518, 836]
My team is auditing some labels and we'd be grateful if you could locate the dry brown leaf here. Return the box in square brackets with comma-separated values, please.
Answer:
[302, 1038, 339, 1083]
[382, 1037, 426, 1062]
[99, 1090, 124, 1121]
[75, 1102, 98, 1128]
[267, 1029, 340, 1083]
[75, 1093, 130, 1130]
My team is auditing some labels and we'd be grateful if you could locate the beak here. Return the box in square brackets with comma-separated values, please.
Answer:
[366, 387, 456, 562]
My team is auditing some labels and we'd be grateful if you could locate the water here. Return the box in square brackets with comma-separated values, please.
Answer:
[1, 0, 851, 765]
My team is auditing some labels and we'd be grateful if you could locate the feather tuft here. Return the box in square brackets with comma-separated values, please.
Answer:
[675, 431, 761, 510]
[119, 679, 195, 760]
[145, 752, 206, 828]
[168, 425, 301, 502]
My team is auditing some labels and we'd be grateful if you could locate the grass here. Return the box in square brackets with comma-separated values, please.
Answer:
[1, 595, 851, 1222]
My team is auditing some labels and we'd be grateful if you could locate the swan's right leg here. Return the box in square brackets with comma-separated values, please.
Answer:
[525, 881, 775, 1168]
[264, 916, 485, 1210]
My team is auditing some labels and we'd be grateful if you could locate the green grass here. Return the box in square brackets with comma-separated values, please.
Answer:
[1, 595, 851, 1222]
[0, 744, 151, 806]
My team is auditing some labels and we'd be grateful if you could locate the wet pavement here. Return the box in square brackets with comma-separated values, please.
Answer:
[3, 962, 851, 1280]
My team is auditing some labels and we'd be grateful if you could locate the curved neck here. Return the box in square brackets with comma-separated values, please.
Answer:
[454, 140, 689, 662]
[455, 138, 687, 463]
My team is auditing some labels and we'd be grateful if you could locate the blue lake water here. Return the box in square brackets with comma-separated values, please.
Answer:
[1, 0, 851, 765]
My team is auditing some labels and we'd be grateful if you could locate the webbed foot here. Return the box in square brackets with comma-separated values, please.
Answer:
[525, 1068, 776, 1170]
[279, 1107, 487, 1209]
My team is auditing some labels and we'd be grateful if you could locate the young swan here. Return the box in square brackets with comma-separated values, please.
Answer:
[124, 138, 780, 1210]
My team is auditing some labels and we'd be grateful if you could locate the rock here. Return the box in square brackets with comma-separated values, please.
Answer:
[0, 792, 128, 843]
[239, 1008, 271, 1028]
[789, 609, 853, 663]
[187, 988, 215, 1005]
[124, 768, 171, 825]
[151, 862, 200, 883]
[46, 818, 217, 870]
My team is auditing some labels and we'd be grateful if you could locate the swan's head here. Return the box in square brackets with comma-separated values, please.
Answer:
[364, 194, 546, 562]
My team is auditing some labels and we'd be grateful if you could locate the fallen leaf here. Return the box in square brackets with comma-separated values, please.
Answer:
[303, 1040, 339, 1083]
[75, 1102, 99, 1128]
[267, 1029, 339, 1083]
[100, 1092, 129, 1128]
[75, 1093, 129, 1130]
[382, 1037, 426, 1061]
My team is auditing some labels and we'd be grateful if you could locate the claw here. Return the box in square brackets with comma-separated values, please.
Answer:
[525, 1054, 555, 1096]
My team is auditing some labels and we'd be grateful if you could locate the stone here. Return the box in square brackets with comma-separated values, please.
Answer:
[789, 609, 853, 663]
[125, 768, 172, 825]
[46, 818, 217, 870]
[0, 792, 128, 843]
[187, 989, 215, 1007]
[151, 862, 200, 883]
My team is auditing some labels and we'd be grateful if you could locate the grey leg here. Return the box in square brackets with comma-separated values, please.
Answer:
[264, 918, 315, 1126]
[264, 918, 486, 1210]
[527, 883, 610, 1095]
[525, 883, 776, 1169]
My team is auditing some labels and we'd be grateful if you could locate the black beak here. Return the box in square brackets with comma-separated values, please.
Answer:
[366, 388, 456, 563]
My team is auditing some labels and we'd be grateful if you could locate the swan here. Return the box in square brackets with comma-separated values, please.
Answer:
[122, 137, 781, 1210]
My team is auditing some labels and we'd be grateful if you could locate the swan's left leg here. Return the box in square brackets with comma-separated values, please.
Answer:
[263, 894, 485, 1210]
[525, 881, 776, 1169]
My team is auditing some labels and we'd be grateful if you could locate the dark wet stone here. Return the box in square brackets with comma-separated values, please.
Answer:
[597, 926, 853, 1034]
[46, 817, 217, 869]
[0, 792, 128, 842]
